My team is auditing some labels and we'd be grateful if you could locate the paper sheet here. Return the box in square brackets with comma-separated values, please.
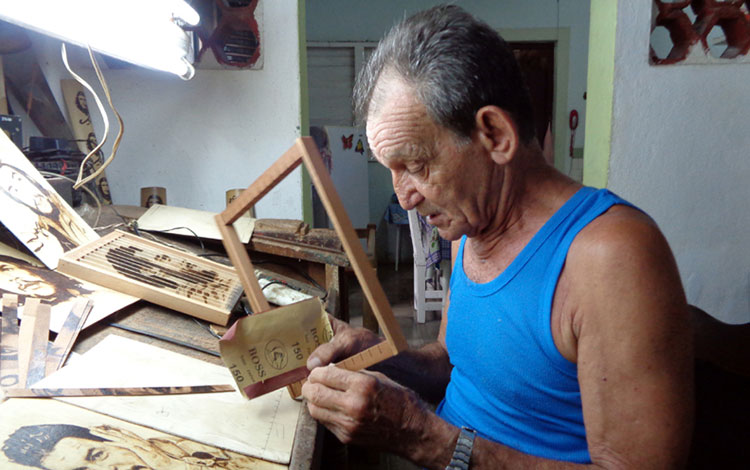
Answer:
[34, 335, 301, 464]
[137, 204, 256, 243]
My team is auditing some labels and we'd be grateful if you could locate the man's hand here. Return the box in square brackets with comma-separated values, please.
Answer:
[306, 315, 383, 370]
[301, 365, 431, 457]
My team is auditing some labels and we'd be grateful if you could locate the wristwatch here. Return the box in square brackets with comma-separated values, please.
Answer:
[445, 426, 477, 470]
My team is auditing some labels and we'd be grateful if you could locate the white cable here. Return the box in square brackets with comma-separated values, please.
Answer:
[61, 42, 124, 190]
[61, 43, 108, 174]
[39, 170, 102, 227]
[78, 43, 124, 189]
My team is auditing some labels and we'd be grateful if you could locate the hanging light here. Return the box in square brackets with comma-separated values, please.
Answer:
[0, 0, 200, 79]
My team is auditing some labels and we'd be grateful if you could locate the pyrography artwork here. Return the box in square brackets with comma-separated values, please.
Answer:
[0, 243, 136, 333]
[0, 254, 92, 304]
[58, 231, 243, 325]
[0, 132, 99, 270]
[0, 399, 282, 470]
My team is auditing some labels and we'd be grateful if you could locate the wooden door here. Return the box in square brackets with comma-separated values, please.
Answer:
[510, 42, 555, 143]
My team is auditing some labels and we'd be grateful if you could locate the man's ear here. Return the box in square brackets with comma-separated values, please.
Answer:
[475, 105, 519, 166]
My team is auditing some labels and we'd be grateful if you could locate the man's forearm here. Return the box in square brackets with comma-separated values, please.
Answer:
[371, 341, 452, 404]
[401, 408, 593, 470]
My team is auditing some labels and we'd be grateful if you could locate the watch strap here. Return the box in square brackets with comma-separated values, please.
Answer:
[445, 426, 477, 470]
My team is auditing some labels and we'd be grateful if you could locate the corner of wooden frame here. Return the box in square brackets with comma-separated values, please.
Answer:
[216, 137, 408, 355]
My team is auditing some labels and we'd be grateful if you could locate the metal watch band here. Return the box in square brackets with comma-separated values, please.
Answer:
[445, 426, 477, 470]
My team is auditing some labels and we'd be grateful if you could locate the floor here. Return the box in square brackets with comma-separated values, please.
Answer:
[323, 262, 443, 470]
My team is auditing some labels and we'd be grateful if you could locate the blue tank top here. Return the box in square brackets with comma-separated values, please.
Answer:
[436, 187, 634, 463]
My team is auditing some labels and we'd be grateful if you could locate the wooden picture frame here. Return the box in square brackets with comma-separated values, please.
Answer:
[215, 137, 408, 394]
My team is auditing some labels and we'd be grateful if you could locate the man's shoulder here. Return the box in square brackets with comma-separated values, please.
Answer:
[569, 204, 666, 264]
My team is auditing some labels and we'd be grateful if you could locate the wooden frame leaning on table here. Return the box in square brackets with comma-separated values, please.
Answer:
[214, 137, 408, 396]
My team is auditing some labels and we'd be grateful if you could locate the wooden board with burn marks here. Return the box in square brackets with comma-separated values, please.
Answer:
[57, 231, 243, 325]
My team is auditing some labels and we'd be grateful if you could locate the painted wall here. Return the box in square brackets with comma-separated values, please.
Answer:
[607, 1, 749, 323]
[306, 0, 590, 155]
[30, 1, 304, 218]
[307, 0, 591, 262]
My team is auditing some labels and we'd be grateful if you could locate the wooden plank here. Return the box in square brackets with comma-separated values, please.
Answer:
[298, 137, 407, 353]
[46, 298, 93, 375]
[16, 298, 50, 387]
[249, 236, 349, 267]
[221, 144, 303, 225]
[0, 294, 19, 388]
[58, 231, 243, 325]
[0, 57, 8, 115]
[286, 341, 395, 397]
[3, 384, 234, 398]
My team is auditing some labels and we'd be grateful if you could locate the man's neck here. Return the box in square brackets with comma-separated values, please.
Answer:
[468, 143, 579, 263]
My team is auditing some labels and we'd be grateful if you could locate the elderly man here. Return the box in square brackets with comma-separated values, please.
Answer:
[301, 5, 693, 469]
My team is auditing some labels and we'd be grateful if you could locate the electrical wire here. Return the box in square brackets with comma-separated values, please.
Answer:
[38, 170, 102, 227]
[60, 44, 108, 173]
[261, 280, 287, 291]
[193, 318, 222, 339]
[153, 226, 205, 252]
[252, 259, 327, 295]
[60, 43, 124, 191]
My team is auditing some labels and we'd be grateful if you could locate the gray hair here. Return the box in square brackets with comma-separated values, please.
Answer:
[353, 5, 536, 143]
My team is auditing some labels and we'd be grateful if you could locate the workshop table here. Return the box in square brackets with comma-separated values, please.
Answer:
[111, 205, 351, 322]
[68, 205, 340, 469]
[73, 301, 322, 470]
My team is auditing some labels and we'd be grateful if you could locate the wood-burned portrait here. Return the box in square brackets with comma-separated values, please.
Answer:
[0, 133, 99, 269]
[0, 399, 278, 470]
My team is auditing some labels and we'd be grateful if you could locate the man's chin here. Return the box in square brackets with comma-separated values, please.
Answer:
[436, 226, 462, 242]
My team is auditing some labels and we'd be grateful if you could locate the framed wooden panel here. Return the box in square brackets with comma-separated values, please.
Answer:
[216, 137, 408, 395]
[58, 231, 243, 325]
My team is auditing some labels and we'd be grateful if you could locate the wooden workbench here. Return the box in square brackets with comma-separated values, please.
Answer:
[112, 205, 351, 321]
[68, 205, 334, 469]
[72, 301, 322, 470]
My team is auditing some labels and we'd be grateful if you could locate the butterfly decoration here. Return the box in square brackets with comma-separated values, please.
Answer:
[341, 134, 353, 150]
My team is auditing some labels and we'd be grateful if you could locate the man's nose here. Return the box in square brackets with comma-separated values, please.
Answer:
[393, 173, 424, 210]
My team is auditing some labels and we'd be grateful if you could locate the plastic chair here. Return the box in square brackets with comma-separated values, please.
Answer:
[407, 209, 446, 323]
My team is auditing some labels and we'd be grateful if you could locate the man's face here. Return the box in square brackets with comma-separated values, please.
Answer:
[366, 78, 496, 240]
[0, 166, 52, 214]
[98, 179, 110, 197]
[0, 263, 56, 298]
[40, 436, 152, 470]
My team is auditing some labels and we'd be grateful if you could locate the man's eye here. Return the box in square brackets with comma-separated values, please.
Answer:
[407, 164, 425, 175]
[86, 447, 108, 462]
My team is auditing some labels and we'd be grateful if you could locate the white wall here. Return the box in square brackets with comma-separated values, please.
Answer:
[608, 1, 750, 323]
[30, 1, 303, 218]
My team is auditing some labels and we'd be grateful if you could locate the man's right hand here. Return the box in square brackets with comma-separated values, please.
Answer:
[306, 315, 383, 370]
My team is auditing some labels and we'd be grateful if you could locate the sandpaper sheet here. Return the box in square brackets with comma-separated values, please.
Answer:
[220, 297, 333, 399]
